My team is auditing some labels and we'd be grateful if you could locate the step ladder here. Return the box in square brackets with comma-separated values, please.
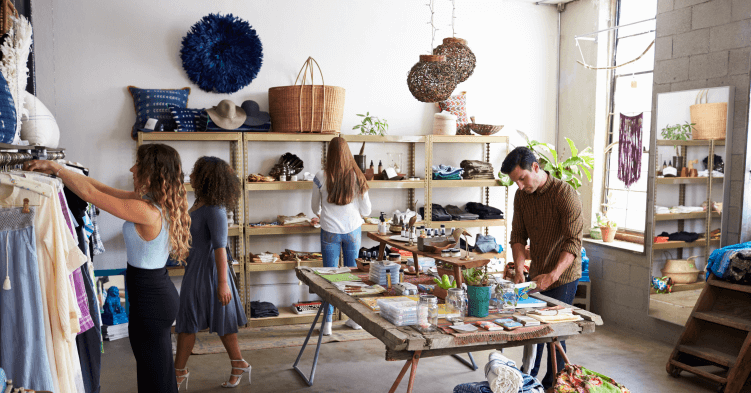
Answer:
[666, 274, 751, 393]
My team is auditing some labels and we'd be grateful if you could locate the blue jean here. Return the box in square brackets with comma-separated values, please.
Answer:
[321, 227, 361, 321]
[530, 279, 579, 389]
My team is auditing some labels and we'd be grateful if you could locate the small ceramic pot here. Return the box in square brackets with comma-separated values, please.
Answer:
[600, 226, 617, 242]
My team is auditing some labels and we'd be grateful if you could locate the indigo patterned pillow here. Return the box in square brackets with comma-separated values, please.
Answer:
[128, 86, 190, 139]
[169, 105, 207, 132]
[0, 72, 16, 144]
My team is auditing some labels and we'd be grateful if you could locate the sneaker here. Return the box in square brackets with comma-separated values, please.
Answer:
[322, 321, 332, 336]
[344, 319, 363, 330]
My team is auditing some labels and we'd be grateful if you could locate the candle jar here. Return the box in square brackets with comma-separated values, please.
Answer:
[445, 288, 467, 324]
[417, 294, 438, 332]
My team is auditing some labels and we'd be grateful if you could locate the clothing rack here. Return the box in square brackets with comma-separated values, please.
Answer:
[0, 143, 66, 169]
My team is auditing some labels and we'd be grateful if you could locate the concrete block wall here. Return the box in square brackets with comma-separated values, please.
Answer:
[654, 0, 751, 244]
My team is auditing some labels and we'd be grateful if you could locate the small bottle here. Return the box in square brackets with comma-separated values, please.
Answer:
[370, 160, 375, 170]
[377, 160, 383, 174]
[440, 225, 446, 236]
[662, 161, 667, 171]
[401, 223, 406, 238]
[450, 227, 455, 237]
[280, 167, 287, 182]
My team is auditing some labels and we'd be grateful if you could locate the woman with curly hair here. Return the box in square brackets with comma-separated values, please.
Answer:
[174, 156, 248, 389]
[26, 144, 191, 393]
[310, 137, 371, 335]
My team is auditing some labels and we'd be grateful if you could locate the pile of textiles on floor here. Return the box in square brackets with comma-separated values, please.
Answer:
[453, 351, 543, 393]
[707, 241, 751, 284]
[460, 160, 495, 180]
[432, 164, 464, 180]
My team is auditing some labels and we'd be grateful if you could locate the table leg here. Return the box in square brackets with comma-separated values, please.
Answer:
[388, 351, 421, 393]
[292, 301, 329, 386]
[378, 242, 386, 260]
[451, 352, 478, 370]
[412, 252, 420, 277]
[549, 341, 557, 375]
[453, 265, 463, 287]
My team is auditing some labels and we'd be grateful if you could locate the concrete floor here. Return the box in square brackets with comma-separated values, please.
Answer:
[101, 324, 728, 393]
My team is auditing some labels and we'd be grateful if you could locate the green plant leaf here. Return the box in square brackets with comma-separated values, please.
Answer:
[580, 165, 592, 182]
[565, 137, 578, 157]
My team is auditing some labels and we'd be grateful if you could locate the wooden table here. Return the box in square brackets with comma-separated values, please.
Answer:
[293, 267, 603, 393]
[367, 232, 491, 287]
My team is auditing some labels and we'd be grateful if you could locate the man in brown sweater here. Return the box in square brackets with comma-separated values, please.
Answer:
[501, 146, 583, 389]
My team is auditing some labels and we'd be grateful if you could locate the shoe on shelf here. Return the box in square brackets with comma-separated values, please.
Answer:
[221, 359, 251, 388]
[322, 321, 332, 336]
[345, 319, 363, 330]
[175, 368, 190, 391]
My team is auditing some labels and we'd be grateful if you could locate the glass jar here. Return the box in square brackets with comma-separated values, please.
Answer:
[500, 282, 518, 313]
[417, 294, 438, 332]
[445, 288, 467, 324]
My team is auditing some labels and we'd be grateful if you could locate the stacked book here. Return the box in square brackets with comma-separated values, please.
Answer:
[102, 323, 129, 341]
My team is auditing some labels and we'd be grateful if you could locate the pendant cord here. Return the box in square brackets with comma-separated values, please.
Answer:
[451, 0, 456, 37]
[427, 0, 438, 53]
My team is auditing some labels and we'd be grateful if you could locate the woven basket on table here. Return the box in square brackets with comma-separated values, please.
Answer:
[690, 89, 727, 140]
[268, 57, 345, 133]
[469, 123, 504, 136]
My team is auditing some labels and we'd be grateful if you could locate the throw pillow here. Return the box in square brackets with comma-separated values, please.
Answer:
[128, 86, 190, 140]
[169, 105, 207, 132]
[438, 91, 470, 135]
[0, 71, 16, 143]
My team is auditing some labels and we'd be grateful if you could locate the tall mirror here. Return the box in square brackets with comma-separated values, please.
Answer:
[648, 86, 734, 325]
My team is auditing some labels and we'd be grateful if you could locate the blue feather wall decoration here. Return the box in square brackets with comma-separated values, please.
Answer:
[180, 13, 263, 94]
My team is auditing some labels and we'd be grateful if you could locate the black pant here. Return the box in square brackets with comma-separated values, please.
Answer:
[126, 264, 179, 393]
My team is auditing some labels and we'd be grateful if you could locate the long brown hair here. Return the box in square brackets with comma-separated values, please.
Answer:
[191, 156, 241, 209]
[325, 137, 369, 205]
[135, 144, 191, 262]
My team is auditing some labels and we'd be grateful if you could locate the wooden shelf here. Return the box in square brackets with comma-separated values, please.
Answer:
[708, 279, 751, 294]
[431, 179, 503, 188]
[656, 139, 726, 146]
[228, 225, 242, 237]
[139, 132, 241, 141]
[431, 135, 509, 143]
[693, 310, 751, 331]
[342, 135, 426, 143]
[652, 239, 720, 250]
[167, 264, 242, 277]
[425, 219, 506, 229]
[245, 260, 323, 272]
[244, 133, 338, 142]
[246, 181, 315, 191]
[245, 223, 378, 236]
[677, 343, 737, 368]
[367, 180, 424, 189]
[656, 177, 724, 185]
[655, 212, 721, 221]
[247, 306, 322, 328]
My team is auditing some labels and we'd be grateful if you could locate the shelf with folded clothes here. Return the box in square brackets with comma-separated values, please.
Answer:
[244, 223, 379, 236]
[245, 260, 324, 272]
[652, 238, 721, 250]
[655, 177, 724, 184]
[654, 212, 721, 221]
[425, 219, 506, 229]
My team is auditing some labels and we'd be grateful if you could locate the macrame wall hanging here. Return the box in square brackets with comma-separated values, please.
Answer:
[407, 0, 457, 102]
[432, 0, 476, 83]
[617, 113, 643, 188]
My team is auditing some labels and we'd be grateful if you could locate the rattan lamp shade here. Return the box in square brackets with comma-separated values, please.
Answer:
[433, 38, 476, 83]
[407, 55, 457, 103]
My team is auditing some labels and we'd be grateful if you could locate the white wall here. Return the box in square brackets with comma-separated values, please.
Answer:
[33, 0, 558, 305]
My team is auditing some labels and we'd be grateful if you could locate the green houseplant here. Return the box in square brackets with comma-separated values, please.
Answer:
[352, 112, 388, 171]
[498, 131, 594, 193]
[661, 122, 694, 169]
[595, 212, 617, 242]
[463, 267, 492, 317]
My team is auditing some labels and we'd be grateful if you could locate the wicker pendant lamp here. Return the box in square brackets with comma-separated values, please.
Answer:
[433, 37, 476, 83]
[407, 0, 457, 103]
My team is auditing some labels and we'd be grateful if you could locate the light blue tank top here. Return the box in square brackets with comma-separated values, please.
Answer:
[123, 197, 170, 269]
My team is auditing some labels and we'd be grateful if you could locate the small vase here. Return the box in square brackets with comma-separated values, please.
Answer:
[672, 156, 684, 171]
[354, 154, 367, 173]
[467, 285, 491, 317]
[600, 226, 617, 242]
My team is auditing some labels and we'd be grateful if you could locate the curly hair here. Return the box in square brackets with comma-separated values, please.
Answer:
[325, 137, 369, 206]
[135, 144, 192, 263]
[191, 156, 241, 209]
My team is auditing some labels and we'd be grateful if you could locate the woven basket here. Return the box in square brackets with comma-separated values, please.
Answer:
[469, 123, 504, 136]
[268, 57, 345, 133]
[690, 89, 727, 140]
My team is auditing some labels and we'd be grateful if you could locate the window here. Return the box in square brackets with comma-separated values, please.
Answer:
[602, 0, 657, 233]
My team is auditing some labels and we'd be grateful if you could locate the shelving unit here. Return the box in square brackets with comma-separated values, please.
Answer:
[242, 133, 509, 327]
[137, 132, 247, 305]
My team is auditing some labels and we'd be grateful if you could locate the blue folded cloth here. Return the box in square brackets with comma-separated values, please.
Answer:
[707, 242, 751, 279]
[432, 164, 464, 177]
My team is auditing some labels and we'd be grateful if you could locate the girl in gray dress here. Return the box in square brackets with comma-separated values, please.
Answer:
[174, 156, 248, 389]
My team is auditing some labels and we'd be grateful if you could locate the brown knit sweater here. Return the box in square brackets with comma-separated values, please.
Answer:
[509, 173, 583, 288]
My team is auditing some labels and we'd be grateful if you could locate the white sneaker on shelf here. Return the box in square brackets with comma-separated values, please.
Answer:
[344, 319, 363, 330]
[322, 321, 332, 336]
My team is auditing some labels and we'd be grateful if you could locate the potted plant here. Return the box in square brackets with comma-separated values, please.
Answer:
[436, 261, 455, 279]
[498, 131, 594, 193]
[352, 112, 388, 172]
[595, 212, 617, 242]
[660, 122, 694, 169]
[463, 267, 492, 317]
[432, 273, 456, 300]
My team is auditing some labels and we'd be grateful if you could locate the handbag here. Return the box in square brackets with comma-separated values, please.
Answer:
[690, 89, 727, 140]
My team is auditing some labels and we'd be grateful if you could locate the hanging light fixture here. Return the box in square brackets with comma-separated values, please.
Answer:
[433, 0, 476, 83]
[407, 0, 457, 103]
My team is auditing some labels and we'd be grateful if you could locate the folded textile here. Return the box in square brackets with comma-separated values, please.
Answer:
[460, 160, 495, 180]
[432, 164, 464, 177]
[249, 221, 280, 227]
[466, 202, 504, 219]
[669, 206, 704, 214]
[475, 234, 499, 253]
[485, 351, 523, 393]
[555, 364, 630, 393]
[655, 206, 670, 215]
[453, 373, 543, 393]
[698, 170, 724, 177]
[658, 231, 701, 242]
[445, 204, 480, 220]
[654, 236, 669, 244]
[419, 204, 452, 221]
[728, 250, 751, 284]
[707, 242, 751, 280]
[278, 213, 310, 226]
[250, 301, 279, 318]
[433, 173, 463, 180]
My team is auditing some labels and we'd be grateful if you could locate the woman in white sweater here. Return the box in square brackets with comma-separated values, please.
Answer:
[311, 137, 371, 335]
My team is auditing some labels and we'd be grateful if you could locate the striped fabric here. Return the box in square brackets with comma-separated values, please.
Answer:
[509, 174, 583, 288]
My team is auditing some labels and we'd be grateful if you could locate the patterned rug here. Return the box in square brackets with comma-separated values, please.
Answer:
[181, 322, 376, 355]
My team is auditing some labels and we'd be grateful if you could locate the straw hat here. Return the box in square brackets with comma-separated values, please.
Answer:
[206, 99, 246, 129]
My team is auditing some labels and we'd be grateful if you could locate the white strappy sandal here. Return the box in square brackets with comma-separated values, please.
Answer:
[221, 359, 251, 388]
[175, 368, 190, 391]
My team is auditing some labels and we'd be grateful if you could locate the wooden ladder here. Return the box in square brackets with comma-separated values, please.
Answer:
[666, 275, 751, 392]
